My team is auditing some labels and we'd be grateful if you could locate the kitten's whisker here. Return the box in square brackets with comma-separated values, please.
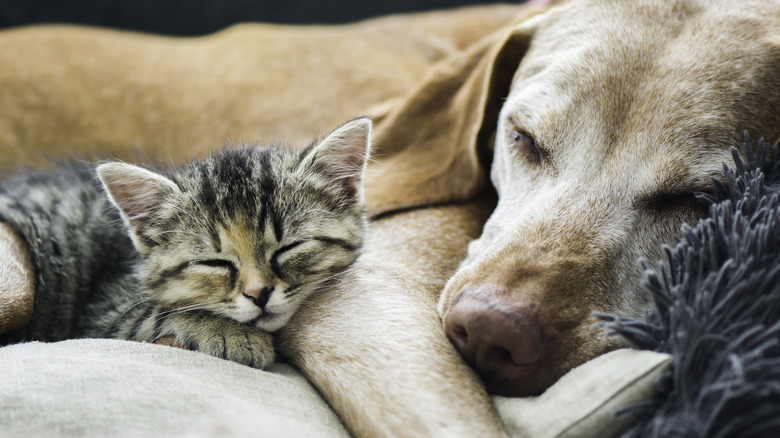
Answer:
[152, 303, 214, 323]
[114, 296, 155, 328]
[314, 269, 351, 286]
[285, 269, 349, 300]
[145, 229, 204, 240]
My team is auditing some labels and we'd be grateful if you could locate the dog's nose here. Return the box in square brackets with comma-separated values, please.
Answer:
[445, 288, 545, 395]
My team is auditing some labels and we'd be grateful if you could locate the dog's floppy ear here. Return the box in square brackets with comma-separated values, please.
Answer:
[364, 10, 544, 217]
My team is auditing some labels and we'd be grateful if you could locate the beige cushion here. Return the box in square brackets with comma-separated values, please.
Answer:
[0, 339, 349, 438]
[0, 340, 669, 437]
[496, 348, 671, 438]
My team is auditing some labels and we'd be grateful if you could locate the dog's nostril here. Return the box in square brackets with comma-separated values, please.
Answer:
[488, 346, 514, 367]
[445, 320, 470, 357]
[451, 323, 468, 343]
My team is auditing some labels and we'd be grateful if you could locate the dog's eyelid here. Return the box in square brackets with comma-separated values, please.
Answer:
[511, 130, 527, 142]
[644, 174, 719, 199]
[637, 185, 714, 211]
[672, 180, 718, 198]
[508, 129, 546, 165]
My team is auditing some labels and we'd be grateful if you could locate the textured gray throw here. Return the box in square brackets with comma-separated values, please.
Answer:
[600, 134, 780, 438]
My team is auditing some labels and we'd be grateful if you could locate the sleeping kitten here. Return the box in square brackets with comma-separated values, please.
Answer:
[0, 118, 371, 368]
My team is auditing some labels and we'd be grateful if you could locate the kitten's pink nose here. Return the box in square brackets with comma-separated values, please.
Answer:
[244, 286, 273, 309]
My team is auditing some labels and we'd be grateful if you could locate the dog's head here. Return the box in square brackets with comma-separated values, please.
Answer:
[365, 0, 780, 397]
[429, 0, 780, 396]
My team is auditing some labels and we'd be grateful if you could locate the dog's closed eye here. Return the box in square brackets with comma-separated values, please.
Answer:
[510, 130, 545, 165]
[640, 190, 713, 214]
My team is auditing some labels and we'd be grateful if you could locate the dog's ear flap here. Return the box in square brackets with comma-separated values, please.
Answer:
[364, 10, 543, 217]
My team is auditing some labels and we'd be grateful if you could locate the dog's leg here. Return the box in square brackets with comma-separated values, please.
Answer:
[0, 222, 35, 334]
[279, 197, 505, 437]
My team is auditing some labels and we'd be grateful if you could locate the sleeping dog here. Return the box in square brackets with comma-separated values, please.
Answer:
[438, 0, 780, 397]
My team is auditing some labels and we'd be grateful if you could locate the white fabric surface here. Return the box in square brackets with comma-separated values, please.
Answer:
[0, 340, 670, 437]
[0, 339, 348, 438]
[496, 348, 671, 438]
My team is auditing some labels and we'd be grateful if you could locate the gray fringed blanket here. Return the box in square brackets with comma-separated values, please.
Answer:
[600, 134, 780, 437]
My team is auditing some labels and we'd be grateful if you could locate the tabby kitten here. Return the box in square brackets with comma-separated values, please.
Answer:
[0, 118, 371, 368]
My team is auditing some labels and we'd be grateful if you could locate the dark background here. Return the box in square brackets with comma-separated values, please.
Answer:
[0, 0, 508, 36]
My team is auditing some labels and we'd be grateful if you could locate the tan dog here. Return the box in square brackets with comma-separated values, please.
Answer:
[433, 0, 780, 397]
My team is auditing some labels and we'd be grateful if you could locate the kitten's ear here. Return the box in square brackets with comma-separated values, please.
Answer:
[302, 117, 371, 197]
[97, 162, 180, 251]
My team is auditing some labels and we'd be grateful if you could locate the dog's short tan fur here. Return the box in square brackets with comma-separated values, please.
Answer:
[439, 0, 780, 397]
[0, 4, 520, 170]
[279, 195, 502, 437]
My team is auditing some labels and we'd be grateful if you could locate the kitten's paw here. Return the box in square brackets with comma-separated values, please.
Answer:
[196, 323, 275, 369]
[159, 313, 275, 369]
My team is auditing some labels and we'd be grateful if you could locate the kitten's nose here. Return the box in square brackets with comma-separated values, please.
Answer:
[244, 286, 273, 309]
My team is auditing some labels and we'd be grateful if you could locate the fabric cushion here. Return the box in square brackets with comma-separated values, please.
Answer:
[0, 340, 669, 437]
[495, 348, 671, 438]
[0, 339, 349, 438]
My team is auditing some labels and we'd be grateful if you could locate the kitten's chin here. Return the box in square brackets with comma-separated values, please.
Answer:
[252, 311, 292, 332]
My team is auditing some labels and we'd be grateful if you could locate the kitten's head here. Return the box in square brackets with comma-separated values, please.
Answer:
[97, 118, 371, 332]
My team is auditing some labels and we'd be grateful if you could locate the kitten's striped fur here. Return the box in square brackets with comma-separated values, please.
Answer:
[0, 118, 371, 368]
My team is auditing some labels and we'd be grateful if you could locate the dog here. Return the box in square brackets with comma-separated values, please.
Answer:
[435, 0, 780, 398]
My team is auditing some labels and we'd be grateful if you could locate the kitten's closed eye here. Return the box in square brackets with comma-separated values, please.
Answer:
[270, 240, 311, 278]
[272, 237, 358, 282]
[193, 259, 238, 282]
[195, 259, 237, 271]
[271, 240, 321, 278]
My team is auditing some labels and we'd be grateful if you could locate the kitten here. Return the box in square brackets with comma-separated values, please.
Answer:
[0, 118, 371, 369]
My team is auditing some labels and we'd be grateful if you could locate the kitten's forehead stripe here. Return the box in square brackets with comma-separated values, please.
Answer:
[270, 204, 283, 242]
[214, 148, 256, 215]
[257, 201, 268, 245]
[219, 221, 257, 269]
[212, 230, 222, 253]
[146, 261, 190, 290]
